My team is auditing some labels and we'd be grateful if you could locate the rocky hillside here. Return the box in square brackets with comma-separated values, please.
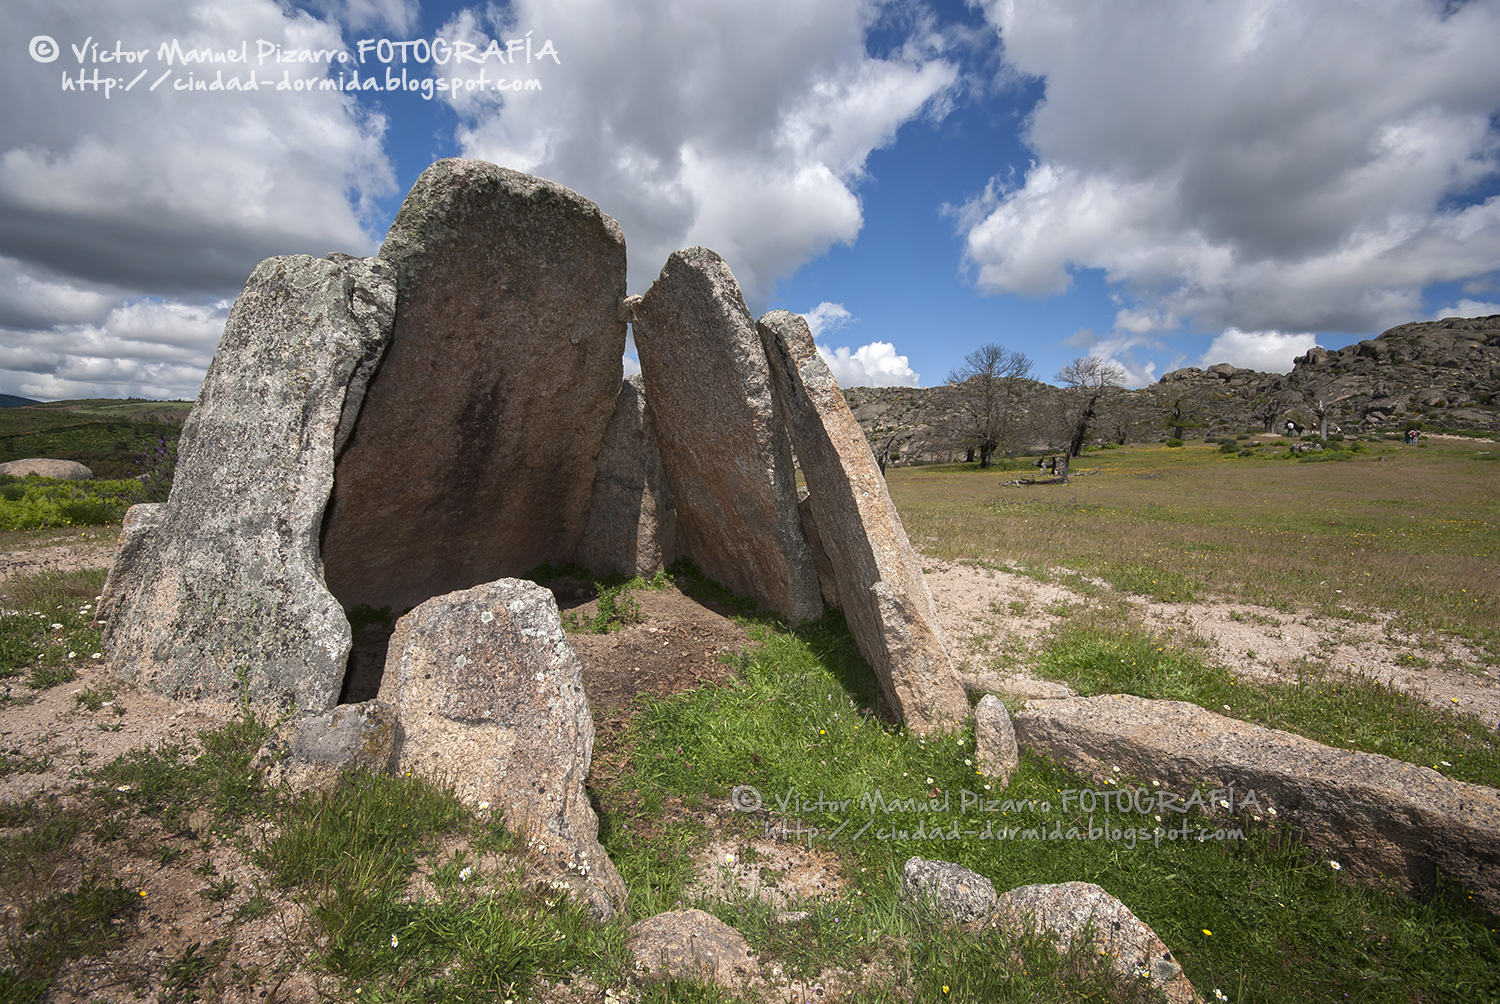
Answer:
[842, 314, 1500, 461]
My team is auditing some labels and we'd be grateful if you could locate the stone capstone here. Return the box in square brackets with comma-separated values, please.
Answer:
[758, 309, 967, 733]
[377, 577, 625, 918]
[625, 908, 759, 987]
[320, 158, 628, 615]
[899, 856, 997, 928]
[257, 700, 401, 791]
[974, 695, 1019, 786]
[992, 882, 1202, 1004]
[632, 248, 822, 624]
[577, 373, 677, 577]
[100, 253, 395, 708]
[0, 459, 93, 480]
[1013, 694, 1500, 915]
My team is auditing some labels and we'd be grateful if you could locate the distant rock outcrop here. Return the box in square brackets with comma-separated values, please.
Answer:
[840, 315, 1499, 462]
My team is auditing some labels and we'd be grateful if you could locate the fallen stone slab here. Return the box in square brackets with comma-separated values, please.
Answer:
[993, 882, 1201, 1004]
[101, 253, 395, 709]
[632, 248, 822, 624]
[0, 459, 93, 480]
[625, 908, 759, 988]
[321, 159, 628, 615]
[577, 373, 677, 577]
[759, 309, 967, 732]
[899, 856, 997, 928]
[1014, 694, 1500, 915]
[974, 695, 1018, 786]
[378, 577, 625, 919]
[256, 699, 401, 792]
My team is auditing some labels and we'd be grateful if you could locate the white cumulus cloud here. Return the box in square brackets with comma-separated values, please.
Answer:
[801, 301, 853, 338]
[442, 0, 959, 305]
[0, 0, 396, 398]
[1197, 328, 1318, 373]
[964, 0, 1500, 336]
[817, 341, 920, 387]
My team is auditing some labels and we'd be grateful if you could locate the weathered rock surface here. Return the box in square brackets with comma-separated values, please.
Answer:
[963, 671, 1076, 701]
[1014, 694, 1500, 914]
[577, 374, 677, 576]
[993, 882, 1201, 1004]
[974, 695, 1019, 786]
[632, 248, 821, 624]
[257, 699, 401, 791]
[759, 309, 967, 732]
[899, 856, 996, 927]
[625, 908, 759, 987]
[321, 159, 628, 615]
[0, 458, 93, 480]
[101, 253, 395, 708]
[377, 577, 625, 918]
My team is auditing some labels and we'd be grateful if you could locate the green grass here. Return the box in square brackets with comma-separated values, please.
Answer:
[0, 567, 107, 693]
[887, 439, 1499, 656]
[0, 475, 143, 529]
[599, 612, 1500, 1003]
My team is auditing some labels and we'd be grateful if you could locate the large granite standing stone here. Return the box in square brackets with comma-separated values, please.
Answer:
[100, 253, 395, 708]
[1014, 694, 1500, 915]
[577, 374, 677, 576]
[758, 310, 967, 733]
[378, 578, 626, 918]
[320, 160, 628, 614]
[632, 248, 821, 624]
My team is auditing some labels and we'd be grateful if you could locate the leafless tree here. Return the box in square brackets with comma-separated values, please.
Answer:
[947, 344, 1034, 467]
[1056, 356, 1126, 457]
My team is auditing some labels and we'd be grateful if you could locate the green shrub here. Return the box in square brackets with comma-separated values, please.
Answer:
[1218, 441, 1239, 454]
[1165, 438, 1184, 448]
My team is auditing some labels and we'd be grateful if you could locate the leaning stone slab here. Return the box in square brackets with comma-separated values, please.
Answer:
[625, 908, 759, 988]
[899, 856, 997, 928]
[321, 159, 628, 615]
[632, 248, 821, 624]
[1014, 694, 1500, 915]
[101, 253, 395, 709]
[378, 577, 626, 919]
[0, 459, 92, 480]
[974, 695, 1018, 786]
[759, 309, 967, 733]
[993, 882, 1201, 1004]
[256, 700, 401, 792]
[577, 374, 677, 576]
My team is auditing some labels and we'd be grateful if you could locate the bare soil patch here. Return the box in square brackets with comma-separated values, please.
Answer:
[921, 555, 1500, 730]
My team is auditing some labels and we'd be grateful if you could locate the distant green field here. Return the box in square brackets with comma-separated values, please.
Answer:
[0, 399, 188, 480]
[887, 436, 1500, 654]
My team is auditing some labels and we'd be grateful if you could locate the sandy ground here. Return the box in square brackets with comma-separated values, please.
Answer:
[921, 556, 1500, 730]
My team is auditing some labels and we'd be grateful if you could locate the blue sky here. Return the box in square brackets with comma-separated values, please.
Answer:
[2, 0, 1498, 400]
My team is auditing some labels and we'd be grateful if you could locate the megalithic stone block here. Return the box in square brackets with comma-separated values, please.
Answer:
[577, 373, 677, 576]
[757, 309, 967, 734]
[632, 248, 821, 624]
[100, 253, 395, 709]
[320, 159, 628, 615]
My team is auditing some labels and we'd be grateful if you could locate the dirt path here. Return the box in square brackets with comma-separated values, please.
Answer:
[921, 556, 1500, 730]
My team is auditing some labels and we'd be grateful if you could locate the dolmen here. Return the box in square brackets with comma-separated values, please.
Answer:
[96, 159, 969, 916]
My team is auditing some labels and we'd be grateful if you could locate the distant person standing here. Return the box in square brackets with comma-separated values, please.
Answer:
[1405, 428, 1419, 445]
